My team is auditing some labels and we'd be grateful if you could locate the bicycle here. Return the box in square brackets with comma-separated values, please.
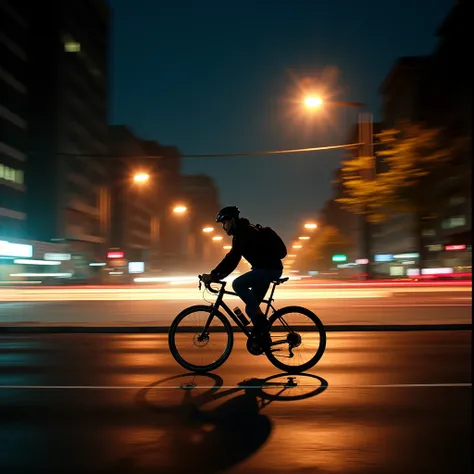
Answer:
[168, 275, 326, 374]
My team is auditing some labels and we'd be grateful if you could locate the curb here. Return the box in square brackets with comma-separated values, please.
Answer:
[0, 324, 471, 334]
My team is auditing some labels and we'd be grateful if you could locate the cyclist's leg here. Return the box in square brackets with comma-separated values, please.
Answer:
[232, 269, 282, 325]
[232, 270, 260, 321]
[253, 268, 282, 310]
[252, 269, 282, 335]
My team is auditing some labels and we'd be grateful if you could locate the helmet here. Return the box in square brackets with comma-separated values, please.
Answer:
[216, 206, 240, 223]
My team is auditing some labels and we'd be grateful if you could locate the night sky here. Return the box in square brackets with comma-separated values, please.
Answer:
[108, 0, 453, 242]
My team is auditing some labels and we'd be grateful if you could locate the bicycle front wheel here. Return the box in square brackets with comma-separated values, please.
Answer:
[168, 305, 234, 373]
[265, 305, 326, 373]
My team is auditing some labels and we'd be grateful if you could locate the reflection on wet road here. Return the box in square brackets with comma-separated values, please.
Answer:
[0, 331, 471, 473]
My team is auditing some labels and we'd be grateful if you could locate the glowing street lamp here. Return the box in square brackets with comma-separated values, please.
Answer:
[298, 236, 310, 240]
[133, 172, 150, 183]
[212, 236, 223, 241]
[304, 222, 318, 229]
[304, 96, 323, 109]
[173, 205, 187, 213]
[202, 227, 214, 233]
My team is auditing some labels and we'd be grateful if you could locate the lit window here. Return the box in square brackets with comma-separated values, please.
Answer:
[0, 164, 23, 185]
[442, 216, 466, 229]
[65, 42, 81, 53]
[15, 170, 24, 185]
[4, 167, 15, 181]
[451, 216, 466, 228]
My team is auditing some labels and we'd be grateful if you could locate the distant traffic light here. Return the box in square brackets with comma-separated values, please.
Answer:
[332, 254, 347, 262]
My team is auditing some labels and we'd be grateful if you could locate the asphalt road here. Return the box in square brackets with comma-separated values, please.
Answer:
[0, 331, 471, 473]
[0, 289, 471, 327]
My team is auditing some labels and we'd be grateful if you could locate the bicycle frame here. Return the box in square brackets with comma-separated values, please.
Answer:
[200, 279, 280, 337]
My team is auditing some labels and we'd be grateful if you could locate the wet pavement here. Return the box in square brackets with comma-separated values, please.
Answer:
[0, 330, 471, 473]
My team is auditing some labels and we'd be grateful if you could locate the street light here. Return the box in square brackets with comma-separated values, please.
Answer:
[173, 205, 187, 214]
[302, 96, 374, 279]
[133, 172, 150, 183]
[202, 226, 214, 233]
[304, 222, 318, 229]
[304, 97, 364, 109]
[304, 96, 323, 108]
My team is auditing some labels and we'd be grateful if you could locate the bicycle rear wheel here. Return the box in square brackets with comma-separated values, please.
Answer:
[168, 305, 234, 373]
[265, 305, 326, 373]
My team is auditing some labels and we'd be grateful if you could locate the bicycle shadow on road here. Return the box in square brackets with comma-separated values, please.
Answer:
[102, 372, 328, 474]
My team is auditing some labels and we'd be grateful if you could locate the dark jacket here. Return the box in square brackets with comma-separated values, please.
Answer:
[210, 218, 283, 280]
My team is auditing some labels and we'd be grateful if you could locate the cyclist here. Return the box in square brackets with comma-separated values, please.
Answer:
[201, 206, 284, 338]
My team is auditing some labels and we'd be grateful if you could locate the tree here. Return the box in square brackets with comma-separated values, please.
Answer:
[298, 225, 353, 272]
[337, 121, 455, 269]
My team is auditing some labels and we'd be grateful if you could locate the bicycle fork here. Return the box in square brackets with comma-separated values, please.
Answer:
[197, 307, 216, 339]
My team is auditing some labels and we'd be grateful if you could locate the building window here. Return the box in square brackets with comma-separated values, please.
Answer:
[0, 164, 24, 185]
[442, 216, 466, 229]
[65, 42, 81, 53]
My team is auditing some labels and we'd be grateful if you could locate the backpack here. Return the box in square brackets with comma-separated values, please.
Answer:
[255, 224, 287, 259]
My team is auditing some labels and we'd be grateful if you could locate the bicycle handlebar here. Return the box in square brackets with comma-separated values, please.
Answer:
[198, 274, 225, 294]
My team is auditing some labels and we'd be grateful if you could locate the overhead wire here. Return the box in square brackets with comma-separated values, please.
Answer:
[41, 141, 364, 159]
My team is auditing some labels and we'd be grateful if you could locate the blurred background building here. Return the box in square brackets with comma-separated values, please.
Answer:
[25, 0, 110, 270]
[288, 0, 471, 280]
[107, 125, 183, 275]
[374, 0, 471, 277]
[180, 174, 221, 272]
[0, 0, 29, 241]
[0, 0, 221, 284]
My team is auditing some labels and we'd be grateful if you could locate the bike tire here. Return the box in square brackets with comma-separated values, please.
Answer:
[168, 305, 234, 373]
[265, 305, 326, 373]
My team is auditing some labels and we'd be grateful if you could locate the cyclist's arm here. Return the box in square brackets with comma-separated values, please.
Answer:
[210, 244, 241, 280]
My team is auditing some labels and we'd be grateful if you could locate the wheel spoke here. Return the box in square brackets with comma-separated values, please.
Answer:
[169, 306, 233, 372]
[265, 306, 326, 373]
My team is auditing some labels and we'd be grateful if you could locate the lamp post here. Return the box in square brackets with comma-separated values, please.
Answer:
[304, 96, 374, 279]
[172, 205, 192, 266]
[103, 170, 153, 268]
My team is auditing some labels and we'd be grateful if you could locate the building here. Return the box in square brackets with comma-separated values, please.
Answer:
[423, 0, 471, 266]
[378, 0, 471, 274]
[318, 168, 359, 262]
[380, 56, 432, 127]
[142, 139, 182, 270]
[339, 121, 385, 277]
[108, 126, 160, 268]
[180, 175, 221, 271]
[25, 0, 110, 265]
[377, 59, 426, 268]
[0, 0, 29, 241]
[108, 126, 183, 271]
